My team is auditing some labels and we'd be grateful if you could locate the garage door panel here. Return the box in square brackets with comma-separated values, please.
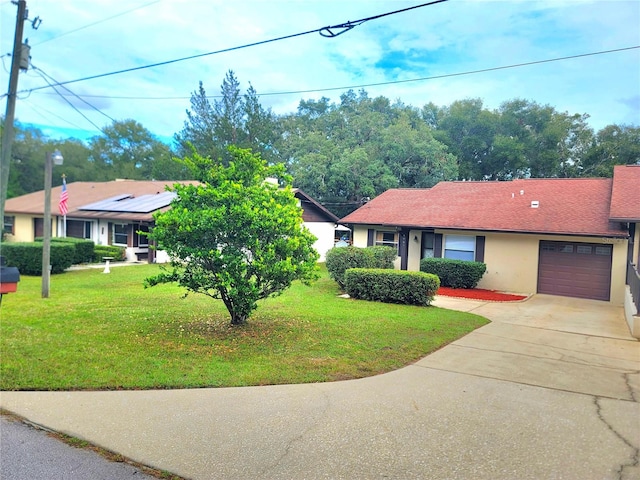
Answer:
[538, 241, 611, 301]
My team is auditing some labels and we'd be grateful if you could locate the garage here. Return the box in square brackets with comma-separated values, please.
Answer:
[537, 241, 612, 301]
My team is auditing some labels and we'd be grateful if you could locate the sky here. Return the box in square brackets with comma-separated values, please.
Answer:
[1, 0, 639, 145]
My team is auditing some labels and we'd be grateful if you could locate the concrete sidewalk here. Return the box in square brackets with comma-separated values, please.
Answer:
[2, 295, 639, 479]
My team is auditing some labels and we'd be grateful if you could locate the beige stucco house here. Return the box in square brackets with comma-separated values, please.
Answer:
[4, 180, 341, 263]
[340, 165, 640, 333]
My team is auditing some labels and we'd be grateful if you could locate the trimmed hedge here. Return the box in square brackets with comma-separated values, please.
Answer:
[325, 245, 396, 289]
[93, 245, 126, 263]
[420, 257, 487, 289]
[344, 268, 440, 306]
[49, 238, 94, 264]
[1, 242, 75, 275]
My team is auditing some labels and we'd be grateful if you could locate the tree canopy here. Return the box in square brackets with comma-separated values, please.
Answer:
[145, 147, 319, 325]
[4, 72, 639, 218]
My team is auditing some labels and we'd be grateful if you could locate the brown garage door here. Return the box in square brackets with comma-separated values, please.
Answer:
[538, 241, 612, 301]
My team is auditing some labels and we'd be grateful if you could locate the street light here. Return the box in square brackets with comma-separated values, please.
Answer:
[42, 149, 63, 298]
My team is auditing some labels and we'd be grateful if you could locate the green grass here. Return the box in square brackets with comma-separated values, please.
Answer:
[0, 264, 488, 390]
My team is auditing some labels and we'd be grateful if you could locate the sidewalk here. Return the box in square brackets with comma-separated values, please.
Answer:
[1, 295, 638, 479]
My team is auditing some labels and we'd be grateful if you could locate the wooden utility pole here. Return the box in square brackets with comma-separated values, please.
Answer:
[0, 0, 28, 236]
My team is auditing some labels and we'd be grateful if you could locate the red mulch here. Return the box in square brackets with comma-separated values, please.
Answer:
[437, 286, 528, 302]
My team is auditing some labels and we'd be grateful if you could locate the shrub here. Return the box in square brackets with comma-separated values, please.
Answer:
[1, 242, 75, 275]
[325, 246, 396, 289]
[344, 268, 440, 306]
[52, 238, 95, 264]
[420, 257, 487, 289]
[93, 245, 126, 263]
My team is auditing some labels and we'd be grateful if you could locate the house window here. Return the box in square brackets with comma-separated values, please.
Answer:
[444, 235, 475, 261]
[375, 230, 398, 250]
[67, 220, 92, 239]
[422, 232, 435, 259]
[3, 216, 15, 235]
[134, 224, 149, 247]
[113, 224, 128, 246]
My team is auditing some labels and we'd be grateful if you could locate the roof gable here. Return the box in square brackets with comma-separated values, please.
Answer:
[341, 178, 627, 237]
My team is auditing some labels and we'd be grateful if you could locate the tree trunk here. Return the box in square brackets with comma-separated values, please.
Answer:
[230, 312, 247, 326]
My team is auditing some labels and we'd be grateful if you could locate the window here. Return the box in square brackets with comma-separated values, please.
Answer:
[595, 246, 612, 256]
[67, 220, 92, 239]
[3, 216, 15, 235]
[444, 235, 475, 261]
[422, 232, 435, 259]
[134, 224, 149, 247]
[113, 224, 128, 245]
[577, 245, 592, 254]
[375, 230, 398, 249]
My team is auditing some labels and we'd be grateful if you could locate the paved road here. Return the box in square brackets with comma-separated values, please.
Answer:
[0, 415, 154, 479]
[1, 294, 638, 479]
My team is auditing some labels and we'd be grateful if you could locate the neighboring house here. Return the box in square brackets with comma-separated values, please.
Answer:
[3, 180, 341, 263]
[340, 166, 640, 317]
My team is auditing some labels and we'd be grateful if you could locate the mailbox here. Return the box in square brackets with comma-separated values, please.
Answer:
[0, 255, 20, 295]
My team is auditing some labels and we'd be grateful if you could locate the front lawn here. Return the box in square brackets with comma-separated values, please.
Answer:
[0, 264, 488, 390]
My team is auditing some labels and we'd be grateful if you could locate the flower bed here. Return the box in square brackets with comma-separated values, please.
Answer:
[437, 286, 528, 302]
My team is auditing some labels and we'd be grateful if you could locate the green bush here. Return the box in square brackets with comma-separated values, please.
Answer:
[325, 246, 396, 289]
[420, 257, 487, 289]
[344, 268, 440, 306]
[93, 245, 126, 263]
[1, 242, 75, 275]
[50, 238, 95, 264]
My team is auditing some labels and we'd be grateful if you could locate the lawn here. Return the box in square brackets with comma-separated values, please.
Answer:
[0, 264, 488, 391]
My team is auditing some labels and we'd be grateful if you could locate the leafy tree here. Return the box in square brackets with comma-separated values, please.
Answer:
[581, 124, 640, 177]
[145, 147, 319, 325]
[278, 90, 457, 216]
[88, 119, 172, 180]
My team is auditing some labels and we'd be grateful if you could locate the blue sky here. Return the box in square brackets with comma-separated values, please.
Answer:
[1, 0, 638, 145]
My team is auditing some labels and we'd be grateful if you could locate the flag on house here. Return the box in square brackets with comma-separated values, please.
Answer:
[59, 176, 69, 215]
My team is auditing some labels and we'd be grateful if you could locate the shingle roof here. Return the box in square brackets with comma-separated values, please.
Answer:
[5, 180, 194, 222]
[340, 178, 628, 237]
[609, 165, 640, 221]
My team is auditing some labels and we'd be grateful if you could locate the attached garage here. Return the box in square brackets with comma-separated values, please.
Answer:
[538, 241, 612, 301]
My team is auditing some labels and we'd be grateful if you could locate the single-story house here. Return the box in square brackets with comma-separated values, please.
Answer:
[340, 165, 640, 319]
[4, 180, 341, 262]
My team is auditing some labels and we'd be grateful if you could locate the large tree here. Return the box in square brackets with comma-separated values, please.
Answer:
[174, 71, 278, 164]
[88, 119, 174, 180]
[145, 147, 319, 325]
[278, 90, 457, 216]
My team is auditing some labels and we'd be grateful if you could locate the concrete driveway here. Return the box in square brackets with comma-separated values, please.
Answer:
[1, 294, 639, 480]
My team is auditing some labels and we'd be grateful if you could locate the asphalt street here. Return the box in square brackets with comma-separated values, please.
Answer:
[0, 415, 155, 480]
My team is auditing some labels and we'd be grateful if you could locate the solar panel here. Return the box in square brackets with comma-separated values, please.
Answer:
[79, 191, 176, 213]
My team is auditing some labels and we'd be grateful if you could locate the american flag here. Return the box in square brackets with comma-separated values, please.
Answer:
[59, 177, 69, 215]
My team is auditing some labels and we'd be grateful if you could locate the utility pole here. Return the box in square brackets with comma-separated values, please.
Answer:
[0, 0, 28, 238]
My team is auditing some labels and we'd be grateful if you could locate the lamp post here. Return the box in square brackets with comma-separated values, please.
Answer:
[42, 149, 63, 298]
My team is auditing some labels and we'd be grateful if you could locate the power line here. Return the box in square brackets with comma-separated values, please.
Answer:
[31, 67, 104, 131]
[30, 0, 161, 46]
[30, 63, 115, 122]
[27, 45, 640, 102]
[22, 99, 91, 132]
[16, 0, 449, 95]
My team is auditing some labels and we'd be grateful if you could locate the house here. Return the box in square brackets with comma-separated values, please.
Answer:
[3, 180, 341, 263]
[340, 165, 640, 320]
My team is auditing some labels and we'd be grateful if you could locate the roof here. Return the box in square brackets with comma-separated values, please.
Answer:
[5, 180, 340, 224]
[340, 178, 628, 237]
[609, 165, 640, 222]
[5, 180, 194, 222]
[293, 188, 340, 223]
